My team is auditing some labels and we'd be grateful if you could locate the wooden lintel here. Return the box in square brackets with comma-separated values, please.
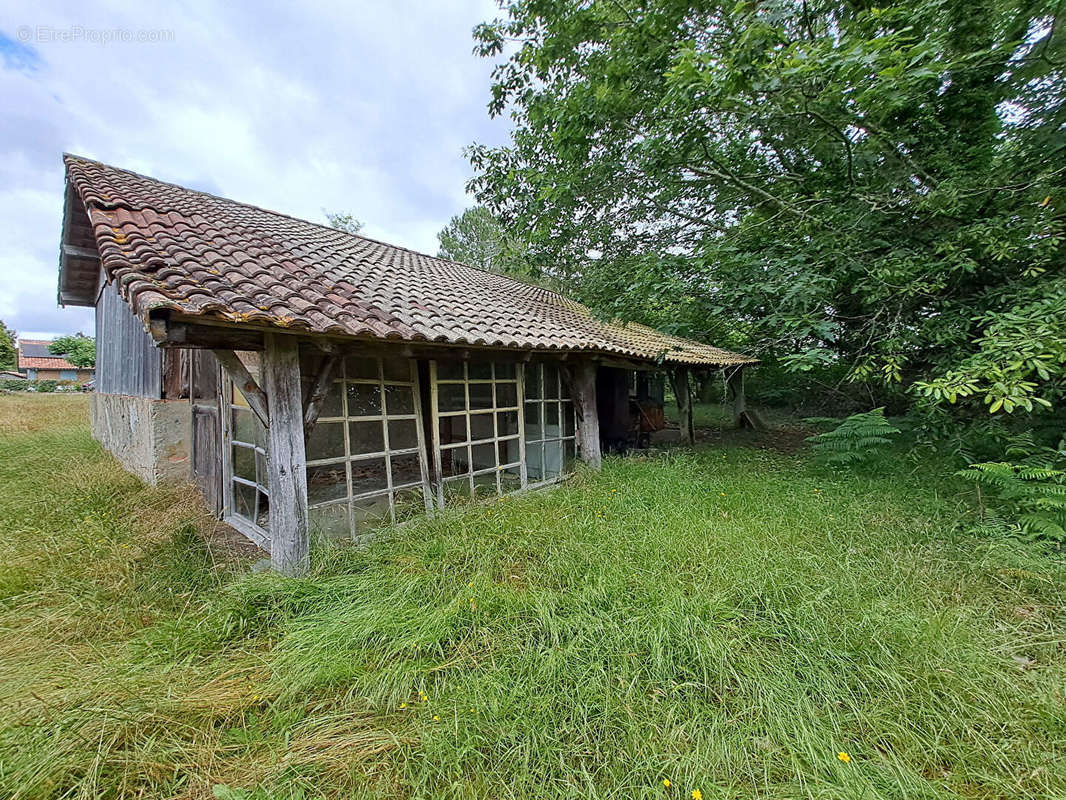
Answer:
[303, 354, 340, 438]
[154, 320, 265, 351]
[213, 349, 269, 427]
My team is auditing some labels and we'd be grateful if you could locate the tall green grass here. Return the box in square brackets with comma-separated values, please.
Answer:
[0, 395, 1063, 799]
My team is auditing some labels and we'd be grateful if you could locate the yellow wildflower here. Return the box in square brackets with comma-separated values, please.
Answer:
[433, 715, 440, 721]
[399, 703, 407, 709]
[662, 778, 671, 788]
[691, 790, 702, 800]
[838, 751, 851, 763]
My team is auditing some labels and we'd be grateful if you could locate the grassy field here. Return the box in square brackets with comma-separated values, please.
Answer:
[0, 394, 1063, 799]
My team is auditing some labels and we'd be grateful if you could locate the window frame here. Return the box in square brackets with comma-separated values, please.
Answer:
[522, 361, 578, 488]
[220, 371, 270, 548]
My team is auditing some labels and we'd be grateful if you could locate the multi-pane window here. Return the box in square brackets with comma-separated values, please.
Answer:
[224, 372, 270, 535]
[304, 355, 431, 538]
[431, 360, 523, 504]
[524, 362, 577, 484]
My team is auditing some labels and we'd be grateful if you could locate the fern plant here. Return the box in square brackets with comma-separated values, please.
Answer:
[805, 408, 901, 466]
[957, 462, 1066, 545]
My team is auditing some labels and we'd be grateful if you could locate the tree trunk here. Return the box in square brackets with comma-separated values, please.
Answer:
[670, 367, 694, 445]
[572, 360, 601, 469]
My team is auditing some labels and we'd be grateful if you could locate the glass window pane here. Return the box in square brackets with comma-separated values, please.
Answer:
[233, 444, 256, 481]
[349, 420, 385, 455]
[469, 361, 492, 380]
[394, 488, 427, 523]
[544, 364, 560, 399]
[255, 449, 268, 486]
[320, 381, 343, 418]
[497, 410, 519, 436]
[233, 481, 256, 519]
[438, 383, 466, 412]
[382, 358, 411, 383]
[350, 457, 388, 496]
[544, 441, 563, 479]
[525, 442, 544, 481]
[232, 406, 255, 443]
[438, 415, 467, 445]
[306, 463, 349, 506]
[437, 361, 465, 381]
[353, 495, 390, 531]
[473, 471, 498, 498]
[563, 440, 577, 473]
[524, 365, 541, 399]
[496, 382, 517, 408]
[443, 476, 472, 505]
[563, 404, 576, 437]
[442, 444, 470, 477]
[388, 418, 419, 450]
[255, 491, 270, 530]
[471, 442, 496, 471]
[384, 384, 415, 415]
[310, 502, 351, 539]
[495, 362, 516, 380]
[390, 453, 423, 487]
[346, 356, 379, 380]
[499, 437, 521, 468]
[307, 420, 345, 461]
[469, 411, 494, 441]
[500, 468, 522, 494]
[524, 402, 542, 440]
[347, 383, 381, 416]
[545, 402, 560, 434]
[469, 381, 493, 409]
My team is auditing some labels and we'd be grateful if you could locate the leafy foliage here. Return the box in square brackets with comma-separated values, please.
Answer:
[49, 334, 95, 368]
[959, 461, 1066, 545]
[323, 210, 363, 235]
[468, 0, 1066, 415]
[0, 320, 14, 371]
[436, 205, 536, 280]
[806, 407, 901, 465]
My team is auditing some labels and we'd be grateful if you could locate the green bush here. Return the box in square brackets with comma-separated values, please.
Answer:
[0, 379, 27, 391]
[33, 380, 58, 393]
[805, 408, 901, 466]
[958, 462, 1066, 547]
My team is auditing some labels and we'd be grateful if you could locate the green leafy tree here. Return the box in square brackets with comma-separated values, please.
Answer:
[324, 211, 363, 235]
[49, 334, 95, 368]
[0, 320, 15, 371]
[437, 206, 536, 280]
[468, 0, 1066, 415]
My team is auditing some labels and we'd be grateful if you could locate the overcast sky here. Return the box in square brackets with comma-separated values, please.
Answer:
[0, 0, 511, 339]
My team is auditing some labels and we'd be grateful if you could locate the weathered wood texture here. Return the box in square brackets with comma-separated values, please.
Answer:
[213, 349, 269, 428]
[161, 349, 190, 399]
[302, 354, 339, 437]
[670, 367, 695, 445]
[190, 350, 222, 515]
[95, 280, 162, 397]
[572, 360, 602, 469]
[263, 334, 310, 576]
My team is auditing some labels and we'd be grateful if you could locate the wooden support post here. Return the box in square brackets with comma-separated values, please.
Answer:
[670, 367, 695, 445]
[303, 354, 339, 438]
[727, 366, 752, 429]
[213, 349, 269, 428]
[262, 334, 310, 577]
[572, 361, 602, 470]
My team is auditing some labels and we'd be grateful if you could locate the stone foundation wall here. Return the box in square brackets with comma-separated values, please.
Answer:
[90, 393, 191, 485]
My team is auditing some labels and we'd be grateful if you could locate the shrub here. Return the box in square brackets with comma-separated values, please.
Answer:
[805, 407, 901, 466]
[34, 380, 58, 393]
[958, 461, 1066, 546]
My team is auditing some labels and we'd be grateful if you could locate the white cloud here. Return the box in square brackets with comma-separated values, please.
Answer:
[0, 0, 510, 337]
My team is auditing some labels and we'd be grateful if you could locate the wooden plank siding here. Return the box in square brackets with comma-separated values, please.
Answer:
[95, 280, 163, 398]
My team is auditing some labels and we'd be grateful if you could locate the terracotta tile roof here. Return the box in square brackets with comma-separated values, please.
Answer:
[62, 155, 756, 367]
[17, 339, 79, 370]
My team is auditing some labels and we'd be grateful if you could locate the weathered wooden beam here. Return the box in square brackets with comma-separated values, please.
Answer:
[62, 243, 100, 260]
[263, 334, 310, 577]
[669, 367, 695, 445]
[213, 349, 269, 428]
[303, 354, 339, 438]
[572, 360, 602, 469]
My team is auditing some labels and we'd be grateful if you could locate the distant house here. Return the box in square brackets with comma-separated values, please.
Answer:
[57, 154, 757, 575]
[17, 339, 95, 383]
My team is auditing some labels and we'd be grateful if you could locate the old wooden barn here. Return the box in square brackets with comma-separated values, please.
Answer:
[57, 155, 756, 575]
